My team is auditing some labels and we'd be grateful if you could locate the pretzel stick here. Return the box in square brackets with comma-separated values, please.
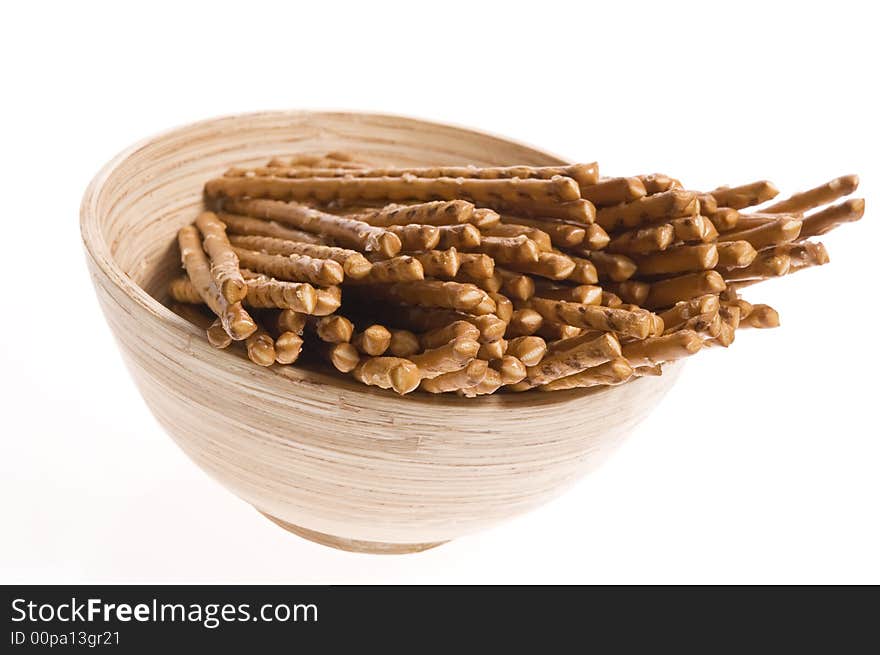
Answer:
[761, 175, 859, 214]
[706, 207, 739, 232]
[535, 321, 582, 341]
[638, 174, 681, 194]
[709, 180, 779, 209]
[177, 225, 257, 340]
[234, 247, 344, 286]
[352, 325, 392, 356]
[667, 309, 722, 339]
[345, 256, 424, 284]
[778, 241, 830, 275]
[695, 193, 718, 216]
[352, 357, 421, 395]
[506, 252, 577, 280]
[207, 174, 582, 204]
[228, 234, 372, 279]
[482, 223, 552, 251]
[374, 280, 493, 313]
[352, 200, 474, 226]
[387, 224, 441, 252]
[488, 292, 514, 322]
[412, 249, 461, 279]
[216, 212, 327, 245]
[315, 315, 355, 343]
[740, 304, 780, 329]
[539, 358, 634, 391]
[596, 190, 699, 231]
[245, 327, 276, 367]
[506, 336, 548, 366]
[455, 270, 503, 293]
[634, 243, 718, 275]
[716, 241, 758, 269]
[718, 218, 802, 250]
[492, 355, 527, 385]
[478, 338, 508, 361]
[226, 198, 401, 257]
[418, 320, 481, 350]
[632, 364, 663, 377]
[521, 332, 622, 387]
[507, 308, 544, 337]
[274, 332, 304, 364]
[799, 198, 865, 239]
[495, 268, 535, 300]
[669, 215, 717, 243]
[526, 297, 656, 339]
[313, 286, 342, 316]
[387, 306, 507, 343]
[721, 212, 794, 231]
[419, 360, 489, 393]
[388, 329, 421, 357]
[602, 291, 623, 307]
[579, 177, 647, 206]
[409, 337, 480, 379]
[172, 274, 318, 314]
[277, 309, 307, 335]
[531, 283, 603, 305]
[320, 342, 360, 373]
[492, 198, 596, 223]
[436, 223, 482, 249]
[572, 250, 637, 282]
[710, 305, 741, 347]
[657, 294, 721, 331]
[621, 330, 703, 366]
[722, 252, 791, 282]
[206, 319, 233, 349]
[499, 214, 586, 248]
[459, 368, 505, 397]
[195, 211, 248, 303]
[644, 271, 726, 309]
[468, 235, 540, 264]
[606, 223, 675, 255]
[603, 281, 650, 306]
[457, 253, 495, 279]
[565, 253, 599, 284]
[584, 224, 611, 251]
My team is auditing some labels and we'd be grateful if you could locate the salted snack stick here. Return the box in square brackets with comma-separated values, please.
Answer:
[412, 248, 461, 278]
[621, 330, 703, 366]
[716, 241, 758, 269]
[177, 225, 257, 340]
[459, 368, 505, 397]
[245, 327, 276, 367]
[499, 215, 586, 248]
[761, 175, 859, 214]
[526, 297, 656, 339]
[643, 271, 726, 309]
[277, 309, 307, 335]
[482, 223, 553, 252]
[352, 357, 421, 395]
[469, 235, 541, 264]
[195, 211, 247, 303]
[638, 174, 681, 194]
[706, 207, 739, 232]
[603, 280, 650, 306]
[657, 295, 721, 331]
[420, 360, 489, 393]
[352, 325, 392, 356]
[579, 177, 647, 206]
[777, 241, 830, 274]
[418, 320, 481, 350]
[379, 280, 494, 314]
[478, 338, 508, 361]
[669, 215, 717, 243]
[506, 251, 577, 280]
[695, 193, 718, 216]
[718, 218, 802, 250]
[206, 319, 233, 349]
[313, 286, 342, 316]
[436, 223, 481, 249]
[602, 291, 623, 307]
[226, 198, 401, 257]
[506, 336, 548, 367]
[388, 329, 421, 357]
[565, 253, 599, 284]
[520, 332, 621, 388]
[234, 247, 344, 286]
[315, 315, 355, 343]
[585, 224, 611, 250]
[171, 274, 318, 314]
[217, 212, 327, 244]
[455, 270, 503, 293]
[321, 342, 360, 373]
[488, 292, 514, 322]
[229, 234, 372, 279]
[457, 252, 495, 279]
[596, 190, 699, 231]
[274, 331, 304, 365]
[506, 308, 544, 337]
[633, 243, 719, 276]
[471, 208, 502, 229]
[493, 355, 527, 385]
[385, 305, 507, 343]
[496, 268, 535, 300]
[721, 252, 791, 282]
[539, 358, 634, 391]
[740, 304, 780, 329]
[799, 198, 865, 239]
[207, 174, 582, 205]
[709, 180, 779, 209]
[535, 321, 582, 341]
[531, 283, 603, 305]
[490, 198, 596, 223]
[606, 223, 675, 255]
[410, 337, 480, 379]
[349, 256, 424, 284]
[666, 310, 722, 339]
[573, 250, 637, 282]
[387, 224, 441, 252]
[353, 200, 474, 226]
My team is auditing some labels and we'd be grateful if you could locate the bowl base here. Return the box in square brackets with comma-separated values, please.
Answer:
[259, 511, 448, 554]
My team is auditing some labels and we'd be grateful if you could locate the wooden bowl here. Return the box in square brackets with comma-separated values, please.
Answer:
[81, 111, 682, 554]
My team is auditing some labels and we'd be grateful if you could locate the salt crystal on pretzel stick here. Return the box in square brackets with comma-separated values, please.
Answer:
[596, 190, 699, 231]
[315, 315, 355, 344]
[353, 200, 474, 226]
[388, 329, 421, 357]
[634, 243, 719, 276]
[716, 241, 758, 269]
[521, 332, 622, 387]
[351, 325, 392, 357]
[606, 223, 675, 256]
[229, 234, 372, 279]
[777, 241, 830, 274]
[482, 223, 552, 251]
[313, 286, 342, 316]
[195, 212, 248, 303]
[412, 248, 461, 279]
[603, 280, 650, 306]
[669, 215, 717, 243]
[469, 235, 540, 264]
[722, 252, 791, 282]
[507, 252, 577, 280]
[644, 271, 726, 309]
[352, 357, 421, 395]
[225, 198, 401, 257]
[245, 327, 276, 367]
[217, 212, 327, 244]
[526, 297, 656, 339]
[177, 226, 257, 340]
[638, 174, 682, 194]
[622, 330, 703, 366]
[740, 304, 780, 329]
[539, 358, 634, 391]
[706, 207, 739, 232]
[420, 360, 489, 394]
[579, 177, 647, 207]
[234, 248, 344, 287]
[478, 339, 508, 361]
[410, 337, 480, 379]
[531, 283, 603, 305]
[762, 175, 859, 214]
[506, 308, 543, 337]
[709, 180, 779, 210]
[322, 342, 360, 373]
[207, 174, 581, 205]
[436, 224, 481, 249]
[799, 198, 865, 239]
[457, 253, 495, 279]
[488, 293, 514, 322]
[719, 218, 802, 250]
[573, 250, 637, 282]
[418, 321, 481, 350]
[274, 332, 304, 365]
[507, 336, 548, 367]
[499, 215, 586, 248]
[493, 355, 527, 385]
[496, 268, 535, 301]
[492, 198, 596, 223]
[387, 224, 441, 252]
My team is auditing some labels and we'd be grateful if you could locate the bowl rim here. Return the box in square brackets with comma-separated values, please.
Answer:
[80, 109, 666, 407]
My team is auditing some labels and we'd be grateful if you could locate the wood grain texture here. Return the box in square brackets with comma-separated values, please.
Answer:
[81, 111, 682, 550]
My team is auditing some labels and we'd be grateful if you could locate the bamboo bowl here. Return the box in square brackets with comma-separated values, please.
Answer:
[81, 111, 682, 554]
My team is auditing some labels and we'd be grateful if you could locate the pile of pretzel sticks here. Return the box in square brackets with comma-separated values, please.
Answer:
[167, 151, 865, 396]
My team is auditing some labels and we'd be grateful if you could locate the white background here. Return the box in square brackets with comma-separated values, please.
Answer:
[1, 1, 877, 584]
